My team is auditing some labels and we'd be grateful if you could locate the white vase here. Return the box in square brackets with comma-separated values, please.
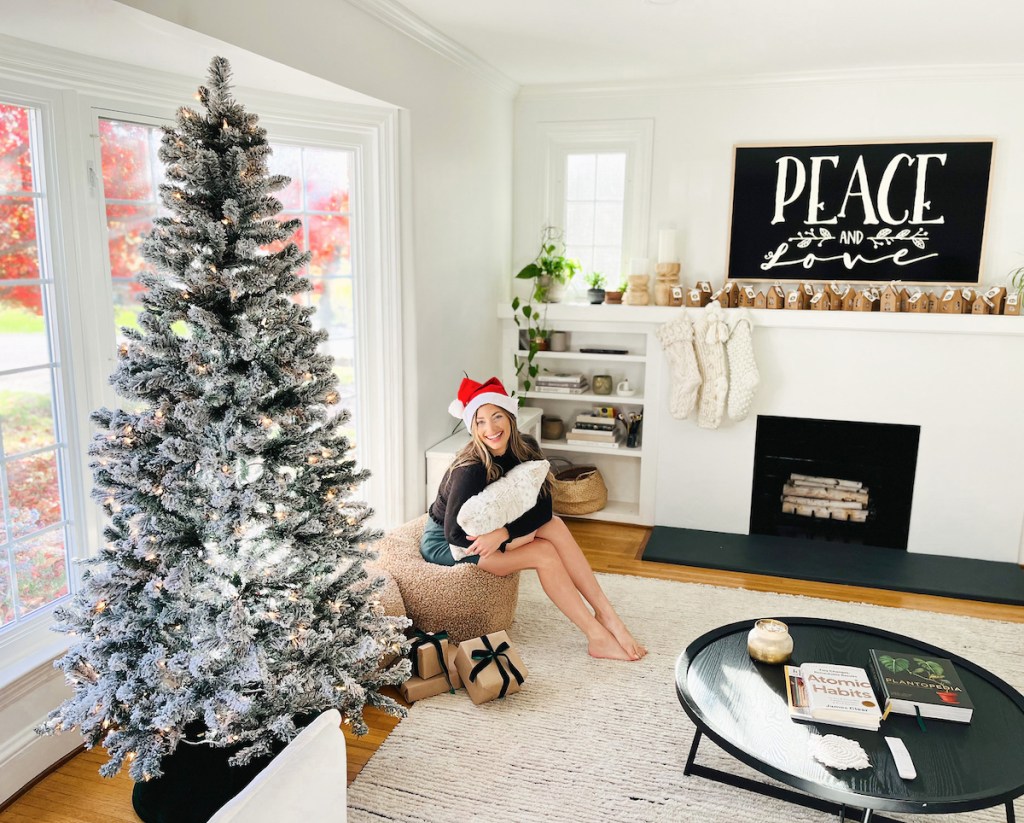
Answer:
[539, 275, 566, 303]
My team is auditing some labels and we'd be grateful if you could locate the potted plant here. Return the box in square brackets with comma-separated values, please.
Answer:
[1011, 265, 1024, 301]
[585, 272, 606, 304]
[604, 278, 627, 305]
[515, 226, 581, 304]
[512, 227, 580, 391]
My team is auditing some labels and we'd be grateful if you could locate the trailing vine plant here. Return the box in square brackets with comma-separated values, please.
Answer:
[511, 226, 580, 394]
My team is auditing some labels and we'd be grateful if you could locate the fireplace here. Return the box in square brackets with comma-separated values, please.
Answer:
[749, 416, 921, 550]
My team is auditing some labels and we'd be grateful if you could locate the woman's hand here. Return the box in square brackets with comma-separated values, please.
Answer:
[466, 527, 510, 559]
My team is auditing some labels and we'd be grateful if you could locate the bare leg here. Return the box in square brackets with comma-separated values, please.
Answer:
[478, 539, 635, 661]
[532, 517, 646, 659]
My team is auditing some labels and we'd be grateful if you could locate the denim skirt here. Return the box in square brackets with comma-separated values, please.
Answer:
[420, 517, 479, 566]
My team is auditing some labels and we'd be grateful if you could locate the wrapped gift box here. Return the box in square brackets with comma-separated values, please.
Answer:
[453, 630, 528, 705]
[408, 629, 452, 680]
[399, 642, 462, 703]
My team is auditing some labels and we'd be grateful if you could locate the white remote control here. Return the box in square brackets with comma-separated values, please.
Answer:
[885, 736, 916, 780]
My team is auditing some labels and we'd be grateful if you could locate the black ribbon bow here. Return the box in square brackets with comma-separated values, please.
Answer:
[469, 635, 525, 699]
[409, 629, 455, 693]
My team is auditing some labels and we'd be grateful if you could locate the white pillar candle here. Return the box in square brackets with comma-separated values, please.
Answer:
[657, 229, 678, 263]
[629, 257, 650, 275]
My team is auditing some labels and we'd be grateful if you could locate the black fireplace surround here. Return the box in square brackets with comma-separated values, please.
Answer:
[749, 415, 921, 550]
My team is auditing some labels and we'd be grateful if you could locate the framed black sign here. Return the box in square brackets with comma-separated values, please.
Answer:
[726, 140, 994, 284]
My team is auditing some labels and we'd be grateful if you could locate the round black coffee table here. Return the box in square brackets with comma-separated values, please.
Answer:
[675, 618, 1024, 822]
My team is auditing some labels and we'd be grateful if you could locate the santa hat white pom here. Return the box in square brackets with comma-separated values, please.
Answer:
[449, 376, 518, 430]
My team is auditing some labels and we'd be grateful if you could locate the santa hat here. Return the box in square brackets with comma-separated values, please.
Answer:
[448, 376, 518, 431]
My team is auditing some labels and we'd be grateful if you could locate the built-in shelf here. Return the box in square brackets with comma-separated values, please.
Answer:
[516, 349, 647, 363]
[541, 439, 644, 458]
[523, 391, 645, 404]
[564, 499, 639, 524]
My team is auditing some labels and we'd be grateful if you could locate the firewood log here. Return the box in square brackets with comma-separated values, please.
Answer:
[782, 495, 865, 510]
[783, 484, 869, 505]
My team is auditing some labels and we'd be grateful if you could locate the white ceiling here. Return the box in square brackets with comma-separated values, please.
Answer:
[380, 0, 1024, 87]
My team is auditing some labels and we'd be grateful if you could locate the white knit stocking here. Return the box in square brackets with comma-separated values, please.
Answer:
[726, 311, 760, 421]
[692, 302, 730, 429]
[657, 314, 702, 419]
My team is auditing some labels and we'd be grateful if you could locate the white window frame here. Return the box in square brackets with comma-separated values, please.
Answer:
[542, 119, 654, 285]
[0, 45, 402, 689]
[0, 80, 91, 684]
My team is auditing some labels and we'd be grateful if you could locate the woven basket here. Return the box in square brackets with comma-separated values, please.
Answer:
[550, 465, 608, 515]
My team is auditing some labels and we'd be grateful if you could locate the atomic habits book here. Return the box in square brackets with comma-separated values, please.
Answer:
[868, 650, 974, 723]
[785, 662, 882, 731]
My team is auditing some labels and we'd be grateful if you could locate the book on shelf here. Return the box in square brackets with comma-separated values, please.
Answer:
[784, 662, 882, 731]
[535, 372, 586, 384]
[577, 415, 614, 427]
[566, 438, 622, 448]
[868, 649, 974, 724]
[567, 428, 619, 442]
[574, 422, 617, 432]
[533, 384, 588, 394]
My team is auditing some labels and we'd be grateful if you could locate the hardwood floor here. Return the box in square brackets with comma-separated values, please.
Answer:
[3, 520, 1021, 821]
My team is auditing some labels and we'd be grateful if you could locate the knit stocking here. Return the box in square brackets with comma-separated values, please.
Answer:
[726, 311, 760, 421]
[656, 314, 702, 419]
[692, 302, 730, 429]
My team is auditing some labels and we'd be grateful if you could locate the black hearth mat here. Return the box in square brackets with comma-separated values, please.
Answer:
[643, 527, 1024, 606]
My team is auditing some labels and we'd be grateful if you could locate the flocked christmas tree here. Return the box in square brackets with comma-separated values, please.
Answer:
[38, 57, 410, 781]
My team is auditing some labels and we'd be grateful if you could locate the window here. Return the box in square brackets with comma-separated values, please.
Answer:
[542, 119, 654, 298]
[564, 152, 626, 281]
[98, 119, 360, 443]
[0, 100, 72, 629]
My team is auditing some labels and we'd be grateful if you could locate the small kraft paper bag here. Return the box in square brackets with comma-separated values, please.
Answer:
[399, 641, 462, 703]
[453, 630, 528, 705]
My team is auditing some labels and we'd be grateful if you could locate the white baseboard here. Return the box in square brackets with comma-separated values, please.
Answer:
[0, 663, 80, 807]
[0, 722, 81, 807]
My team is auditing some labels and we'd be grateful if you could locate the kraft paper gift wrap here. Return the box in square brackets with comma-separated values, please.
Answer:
[408, 629, 453, 680]
[453, 630, 528, 705]
[399, 642, 462, 703]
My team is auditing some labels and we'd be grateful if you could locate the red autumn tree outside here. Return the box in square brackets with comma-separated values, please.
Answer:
[1, 104, 352, 623]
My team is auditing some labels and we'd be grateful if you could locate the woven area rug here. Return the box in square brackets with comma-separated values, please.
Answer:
[348, 573, 1024, 822]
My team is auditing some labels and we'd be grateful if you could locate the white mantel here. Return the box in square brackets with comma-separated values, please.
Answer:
[501, 303, 1024, 564]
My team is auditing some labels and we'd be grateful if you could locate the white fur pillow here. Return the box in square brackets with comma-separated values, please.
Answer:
[450, 460, 550, 561]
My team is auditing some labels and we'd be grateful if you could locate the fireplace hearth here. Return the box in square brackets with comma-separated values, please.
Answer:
[749, 416, 920, 550]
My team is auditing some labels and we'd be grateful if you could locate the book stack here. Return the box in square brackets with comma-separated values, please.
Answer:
[567, 414, 622, 448]
[533, 373, 588, 394]
[785, 662, 882, 731]
[868, 649, 974, 723]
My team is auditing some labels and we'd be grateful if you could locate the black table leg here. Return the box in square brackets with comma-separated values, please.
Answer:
[838, 805, 847, 823]
[861, 810, 873, 823]
[1007, 800, 1015, 823]
[683, 730, 702, 776]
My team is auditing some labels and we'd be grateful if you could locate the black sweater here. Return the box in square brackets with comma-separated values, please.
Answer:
[429, 441, 552, 549]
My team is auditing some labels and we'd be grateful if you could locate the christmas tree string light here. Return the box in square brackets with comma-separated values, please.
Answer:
[37, 57, 410, 782]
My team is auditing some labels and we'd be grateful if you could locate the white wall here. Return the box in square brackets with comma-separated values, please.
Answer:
[116, 0, 517, 521]
[515, 70, 1024, 287]
[515, 72, 1024, 564]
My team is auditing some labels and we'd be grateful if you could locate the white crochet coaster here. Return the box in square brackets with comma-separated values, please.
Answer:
[810, 734, 870, 770]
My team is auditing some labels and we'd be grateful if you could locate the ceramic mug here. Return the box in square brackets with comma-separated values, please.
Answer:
[616, 380, 635, 397]
[549, 331, 568, 352]
[592, 374, 613, 395]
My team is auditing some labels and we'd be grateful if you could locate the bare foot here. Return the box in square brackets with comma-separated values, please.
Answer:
[588, 629, 636, 661]
[597, 612, 647, 660]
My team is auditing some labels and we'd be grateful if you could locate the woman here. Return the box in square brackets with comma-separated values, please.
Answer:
[422, 375, 646, 661]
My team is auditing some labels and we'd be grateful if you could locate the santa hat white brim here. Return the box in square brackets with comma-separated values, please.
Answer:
[460, 392, 518, 431]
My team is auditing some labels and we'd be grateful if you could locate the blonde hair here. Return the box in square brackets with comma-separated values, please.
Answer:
[451, 407, 551, 495]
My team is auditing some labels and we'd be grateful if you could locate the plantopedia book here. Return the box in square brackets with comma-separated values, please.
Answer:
[869, 650, 974, 723]
[785, 662, 882, 731]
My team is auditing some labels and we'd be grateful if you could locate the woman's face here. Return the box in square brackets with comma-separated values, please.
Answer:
[474, 403, 513, 456]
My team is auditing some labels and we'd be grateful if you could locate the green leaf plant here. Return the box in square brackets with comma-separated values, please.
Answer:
[1011, 265, 1024, 300]
[877, 654, 953, 686]
[512, 226, 581, 393]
